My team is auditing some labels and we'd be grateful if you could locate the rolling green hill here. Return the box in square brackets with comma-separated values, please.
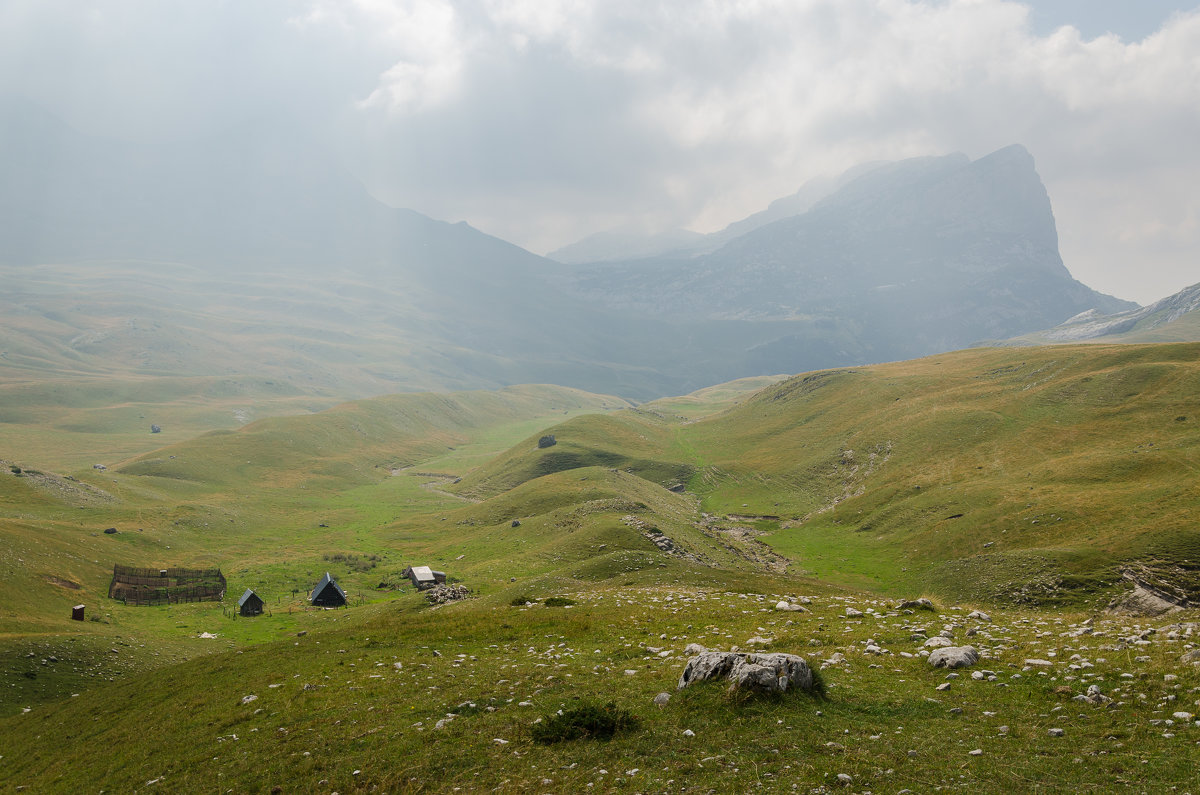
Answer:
[2, 345, 1199, 792]
[458, 344, 1200, 605]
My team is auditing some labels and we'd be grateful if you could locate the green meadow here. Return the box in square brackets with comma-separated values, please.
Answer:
[2, 344, 1199, 792]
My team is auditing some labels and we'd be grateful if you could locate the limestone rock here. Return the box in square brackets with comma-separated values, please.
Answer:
[1107, 583, 1184, 616]
[923, 636, 953, 649]
[677, 651, 814, 696]
[927, 646, 980, 669]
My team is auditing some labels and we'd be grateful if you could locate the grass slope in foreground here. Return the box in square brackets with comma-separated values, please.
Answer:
[1, 345, 1199, 791]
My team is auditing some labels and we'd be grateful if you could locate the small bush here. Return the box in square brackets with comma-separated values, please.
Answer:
[543, 596, 575, 607]
[323, 553, 378, 572]
[10, 465, 21, 475]
[531, 701, 639, 744]
[510, 595, 538, 606]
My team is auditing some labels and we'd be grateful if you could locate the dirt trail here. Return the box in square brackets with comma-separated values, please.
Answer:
[391, 467, 481, 503]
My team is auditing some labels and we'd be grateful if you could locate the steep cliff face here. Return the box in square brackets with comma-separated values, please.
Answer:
[567, 145, 1134, 362]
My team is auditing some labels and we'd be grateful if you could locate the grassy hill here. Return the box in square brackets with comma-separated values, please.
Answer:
[2, 345, 1199, 792]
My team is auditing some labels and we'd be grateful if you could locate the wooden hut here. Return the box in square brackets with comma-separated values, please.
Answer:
[237, 589, 265, 617]
[71, 605, 85, 621]
[310, 572, 347, 607]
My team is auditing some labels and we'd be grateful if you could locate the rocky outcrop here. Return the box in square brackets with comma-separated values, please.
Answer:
[424, 583, 470, 605]
[677, 651, 815, 696]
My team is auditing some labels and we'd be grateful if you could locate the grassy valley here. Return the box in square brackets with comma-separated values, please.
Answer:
[1, 344, 1199, 792]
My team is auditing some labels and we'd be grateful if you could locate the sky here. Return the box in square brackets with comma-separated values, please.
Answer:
[1, 0, 1197, 305]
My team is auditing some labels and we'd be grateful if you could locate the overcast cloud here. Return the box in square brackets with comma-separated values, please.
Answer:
[2, 0, 1197, 304]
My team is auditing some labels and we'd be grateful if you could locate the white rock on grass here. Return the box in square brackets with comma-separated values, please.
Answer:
[967, 610, 991, 622]
[924, 636, 954, 649]
[677, 651, 814, 695]
[928, 646, 980, 669]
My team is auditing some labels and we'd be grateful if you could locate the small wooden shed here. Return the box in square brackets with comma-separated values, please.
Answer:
[71, 604, 85, 621]
[402, 565, 446, 590]
[237, 589, 265, 617]
[310, 572, 347, 607]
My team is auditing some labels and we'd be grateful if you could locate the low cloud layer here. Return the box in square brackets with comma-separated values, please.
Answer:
[3, 0, 1197, 303]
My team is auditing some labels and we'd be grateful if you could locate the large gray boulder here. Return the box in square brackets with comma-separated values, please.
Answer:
[678, 651, 814, 695]
[927, 645, 980, 669]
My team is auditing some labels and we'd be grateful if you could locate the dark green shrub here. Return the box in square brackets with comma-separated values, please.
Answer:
[530, 701, 639, 744]
[543, 596, 575, 607]
[510, 595, 538, 606]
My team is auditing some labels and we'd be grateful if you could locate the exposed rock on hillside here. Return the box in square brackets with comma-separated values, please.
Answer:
[677, 651, 815, 696]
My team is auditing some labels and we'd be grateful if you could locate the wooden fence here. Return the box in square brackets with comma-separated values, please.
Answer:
[109, 564, 226, 606]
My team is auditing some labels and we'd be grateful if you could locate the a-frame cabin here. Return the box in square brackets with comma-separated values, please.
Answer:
[310, 572, 347, 607]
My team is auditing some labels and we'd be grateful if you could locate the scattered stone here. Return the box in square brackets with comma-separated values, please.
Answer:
[1048, 728, 1065, 737]
[967, 610, 991, 622]
[924, 636, 953, 649]
[899, 598, 935, 611]
[845, 607, 863, 618]
[928, 646, 980, 670]
[653, 692, 671, 707]
[968, 749, 983, 756]
[241, 695, 258, 705]
[424, 584, 470, 605]
[683, 729, 695, 737]
[1024, 659, 1054, 667]
[1074, 685, 1110, 705]
[837, 773, 853, 785]
[1181, 649, 1200, 665]
[935, 683, 952, 691]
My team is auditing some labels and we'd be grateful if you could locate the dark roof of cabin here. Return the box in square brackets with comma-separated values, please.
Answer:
[237, 588, 261, 607]
[312, 572, 346, 600]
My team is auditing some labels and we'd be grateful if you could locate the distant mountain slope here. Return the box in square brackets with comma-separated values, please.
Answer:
[1006, 282, 1200, 344]
[0, 98, 1139, 398]
[548, 161, 887, 263]
[567, 146, 1135, 369]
